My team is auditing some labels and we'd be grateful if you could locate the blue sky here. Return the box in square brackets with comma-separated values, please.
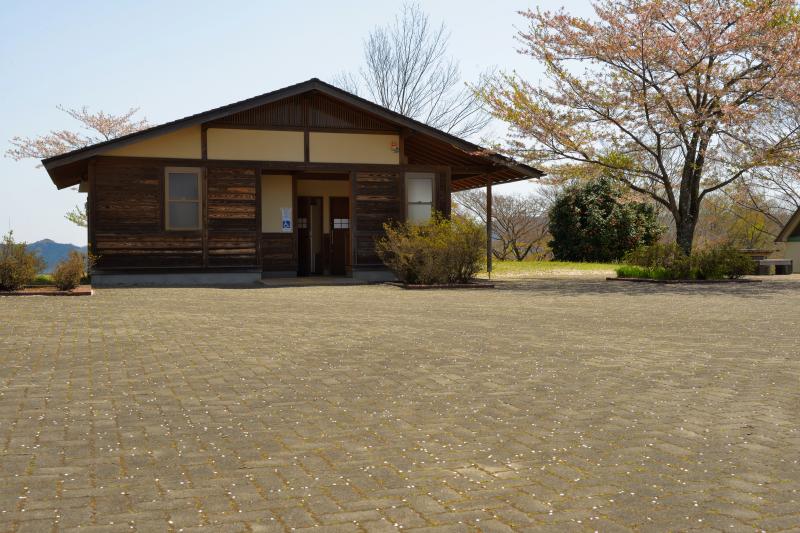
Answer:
[0, 0, 591, 245]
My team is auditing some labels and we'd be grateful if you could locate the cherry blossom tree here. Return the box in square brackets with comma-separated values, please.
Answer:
[6, 106, 149, 227]
[480, 0, 800, 252]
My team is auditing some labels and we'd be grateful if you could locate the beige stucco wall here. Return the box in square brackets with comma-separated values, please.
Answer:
[103, 125, 202, 159]
[261, 174, 293, 233]
[296, 179, 350, 233]
[208, 128, 304, 162]
[309, 132, 399, 165]
[785, 242, 800, 270]
[101, 127, 399, 164]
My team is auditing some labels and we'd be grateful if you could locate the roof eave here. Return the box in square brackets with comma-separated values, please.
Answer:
[775, 207, 800, 242]
[42, 78, 543, 183]
[42, 79, 323, 170]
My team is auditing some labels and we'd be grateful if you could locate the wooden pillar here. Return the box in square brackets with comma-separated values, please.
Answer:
[486, 174, 493, 277]
[303, 96, 310, 163]
[200, 124, 208, 160]
[202, 167, 209, 268]
[87, 159, 96, 261]
[255, 167, 262, 269]
[349, 171, 357, 270]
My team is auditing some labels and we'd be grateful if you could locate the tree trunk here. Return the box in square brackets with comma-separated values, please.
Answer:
[675, 214, 697, 255]
[674, 144, 706, 255]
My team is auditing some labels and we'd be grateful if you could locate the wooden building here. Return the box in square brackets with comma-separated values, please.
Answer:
[43, 79, 541, 285]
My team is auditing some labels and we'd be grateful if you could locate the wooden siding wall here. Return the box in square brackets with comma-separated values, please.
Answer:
[209, 96, 305, 128]
[206, 167, 258, 267]
[309, 94, 395, 131]
[352, 171, 403, 266]
[92, 159, 260, 270]
[93, 159, 203, 269]
[207, 93, 397, 131]
[92, 160, 451, 272]
[261, 234, 297, 271]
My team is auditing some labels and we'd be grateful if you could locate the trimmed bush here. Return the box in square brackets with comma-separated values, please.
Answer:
[52, 251, 88, 291]
[0, 231, 45, 291]
[620, 243, 754, 280]
[693, 245, 754, 280]
[376, 213, 485, 284]
[623, 243, 692, 280]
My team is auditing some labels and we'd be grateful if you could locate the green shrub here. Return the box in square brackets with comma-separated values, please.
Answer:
[52, 251, 89, 291]
[376, 213, 485, 284]
[624, 243, 692, 280]
[0, 231, 45, 291]
[693, 248, 726, 280]
[31, 274, 54, 285]
[624, 242, 683, 268]
[693, 245, 754, 280]
[621, 243, 754, 280]
[723, 248, 756, 279]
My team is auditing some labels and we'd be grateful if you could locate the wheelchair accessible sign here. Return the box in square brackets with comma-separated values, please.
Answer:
[281, 207, 293, 232]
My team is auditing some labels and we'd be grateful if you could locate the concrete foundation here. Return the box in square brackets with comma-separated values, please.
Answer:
[351, 268, 396, 282]
[260, 271, 299, 278]
[92, 271, 262, 287]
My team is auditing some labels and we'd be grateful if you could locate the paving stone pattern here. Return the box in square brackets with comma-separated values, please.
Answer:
[1, 279, 799, 531]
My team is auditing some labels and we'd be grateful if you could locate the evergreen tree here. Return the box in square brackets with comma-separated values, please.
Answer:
[548, 176, 663, 262]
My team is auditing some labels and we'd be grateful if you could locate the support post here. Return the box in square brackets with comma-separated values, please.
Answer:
[486, 175, 493, 278]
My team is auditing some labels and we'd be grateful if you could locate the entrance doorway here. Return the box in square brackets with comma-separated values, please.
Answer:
[297, 196, 323, 275]
[329, 196, 350, 275]
[295, 175, 352, 276]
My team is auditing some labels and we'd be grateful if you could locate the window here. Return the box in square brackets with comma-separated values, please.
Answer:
[333, 218, 350, 229]
[406, 172, 434, 223]
[165, 168, 202, 230]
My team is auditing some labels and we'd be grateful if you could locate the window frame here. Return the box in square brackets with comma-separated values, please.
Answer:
[405, 172, 436, 223]
[164, 167, 203, 231]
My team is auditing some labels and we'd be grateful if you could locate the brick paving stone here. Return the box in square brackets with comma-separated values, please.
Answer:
[382, 506, 428, 528]
[319, 509, 384, 525]
[471, 519, 514, 532]
[361, 518, 401, 532]
[1, 278, 799, 531]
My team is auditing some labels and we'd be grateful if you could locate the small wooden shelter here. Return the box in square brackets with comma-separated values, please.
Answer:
[43, 79, 541, 284]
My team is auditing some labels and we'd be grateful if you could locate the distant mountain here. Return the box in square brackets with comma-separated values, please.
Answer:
[27, 239, 88, 273]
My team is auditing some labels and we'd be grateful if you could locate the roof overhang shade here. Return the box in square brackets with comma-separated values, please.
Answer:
[41, 78, 542, 190]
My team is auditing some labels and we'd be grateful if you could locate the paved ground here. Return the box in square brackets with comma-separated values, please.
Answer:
[1, 277, 799, 532]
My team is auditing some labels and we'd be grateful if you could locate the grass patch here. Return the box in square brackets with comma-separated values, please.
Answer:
[29, 274, 54, 285]
[485, 260, 618, 277]
[615, 265, 673, 280]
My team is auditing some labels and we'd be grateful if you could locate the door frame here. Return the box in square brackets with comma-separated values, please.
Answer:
[328, 195, 351, 275]
[296, 195, 324, 275]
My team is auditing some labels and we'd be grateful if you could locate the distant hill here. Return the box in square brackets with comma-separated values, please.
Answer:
[27, 239, 88, 273]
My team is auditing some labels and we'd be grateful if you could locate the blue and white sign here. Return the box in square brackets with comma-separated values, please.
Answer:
[281, 207, 293, 232]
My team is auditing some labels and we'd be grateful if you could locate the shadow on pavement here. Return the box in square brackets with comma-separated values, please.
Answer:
[489, 276, 800, 298]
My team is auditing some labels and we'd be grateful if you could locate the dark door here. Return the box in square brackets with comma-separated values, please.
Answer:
[297, 196, 323, 276]
[329, 196, 350, 275]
